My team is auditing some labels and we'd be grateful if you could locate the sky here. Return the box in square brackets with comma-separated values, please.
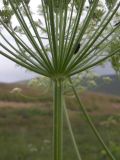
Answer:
[0, 0, 116, 83]
[0, 54, 115, 83]
[0, 56, 38, 82]
[0, 0, 40, 82]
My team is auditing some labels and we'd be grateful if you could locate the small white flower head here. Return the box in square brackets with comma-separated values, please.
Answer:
[10, 87, 22, 94]
[86, 71, 99, 80]
[28, 76, 50, 88]
[28, 144, 38, 152]
[91, 73, 99, 79]
[43, 139, 51, 144]
[103, 76, 112, 84]
[28, 78, 41, 87]
[88, 80, 97, 87]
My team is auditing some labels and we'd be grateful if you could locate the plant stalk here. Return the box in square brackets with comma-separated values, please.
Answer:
[53, 79, 63, 160]
[63, 101, 82, 160]
[69, 78, 116, 160]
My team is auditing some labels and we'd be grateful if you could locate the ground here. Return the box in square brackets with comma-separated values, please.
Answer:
[0, 83, 120, 160]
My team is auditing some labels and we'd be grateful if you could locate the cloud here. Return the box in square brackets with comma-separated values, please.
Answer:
[0, 0, 115, 83]
[0, 56, 38, 83]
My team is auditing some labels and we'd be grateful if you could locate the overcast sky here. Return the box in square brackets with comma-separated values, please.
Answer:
[0, 55, 115, 83]
[0, 0, 115, 83]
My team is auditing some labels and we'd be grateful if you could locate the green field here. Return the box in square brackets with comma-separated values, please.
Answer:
[0, 83, 120, 160]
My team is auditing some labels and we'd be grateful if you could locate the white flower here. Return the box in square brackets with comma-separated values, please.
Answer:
[28, 144, 38, 152]
[43, 139, 51, 144]
[88, 80, 97, 87]
[10, 87, 22, 94]
[103, 76, 112, 83]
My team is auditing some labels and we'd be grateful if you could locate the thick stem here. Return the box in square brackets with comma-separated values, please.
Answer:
[53, 79, 63, 160]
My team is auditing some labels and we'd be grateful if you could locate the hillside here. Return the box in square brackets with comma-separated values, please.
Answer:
[0, 81, 120, 116]
[92, 74, 120, 96]
[0, 77, 120, 160]
[0, 82, 52, 102]
[0, 74, 120, 98]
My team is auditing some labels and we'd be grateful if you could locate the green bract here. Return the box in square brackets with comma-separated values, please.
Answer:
[44, 0, 71, 12]
[0, 8, 13, 24]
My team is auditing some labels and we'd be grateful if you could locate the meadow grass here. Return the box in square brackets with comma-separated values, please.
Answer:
[0, 83, 52, 102]
[0, 90, 120, 160]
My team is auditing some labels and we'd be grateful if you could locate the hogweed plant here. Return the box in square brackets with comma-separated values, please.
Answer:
[0, 0, 120, 159]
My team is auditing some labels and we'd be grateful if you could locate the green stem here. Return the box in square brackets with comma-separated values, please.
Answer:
[69, 78, 116, 160]
[63, 101, 82, 160]
[53, 79, 63, 160]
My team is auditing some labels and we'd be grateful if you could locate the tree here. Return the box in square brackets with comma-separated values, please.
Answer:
[0, 0, 120, 160]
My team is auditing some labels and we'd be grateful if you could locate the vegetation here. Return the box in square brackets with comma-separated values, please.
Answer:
[0, 88, 120, 160]
[92, 75, 120, 96]
[0, 82, 52, 102]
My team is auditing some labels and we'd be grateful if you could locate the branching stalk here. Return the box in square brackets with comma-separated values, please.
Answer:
[69, 78, 116, 160]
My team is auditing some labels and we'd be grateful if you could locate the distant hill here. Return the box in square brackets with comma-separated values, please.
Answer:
[92, 74, 120, 96]
[0, 74, 119, 98]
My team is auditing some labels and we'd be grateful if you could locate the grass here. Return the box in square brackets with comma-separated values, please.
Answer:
[0, 83, 52, 102]
[0, 83, 120, 159]
[0, 100, 120, 159]
[0, 105, 120, 160]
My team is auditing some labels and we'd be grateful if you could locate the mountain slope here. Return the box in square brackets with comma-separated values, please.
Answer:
[92, 74, 120, 96]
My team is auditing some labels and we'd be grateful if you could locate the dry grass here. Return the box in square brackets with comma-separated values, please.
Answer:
[0, 83, 120, 159]
[65, 91, 120, 115]
[0, 82, 120, 120]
